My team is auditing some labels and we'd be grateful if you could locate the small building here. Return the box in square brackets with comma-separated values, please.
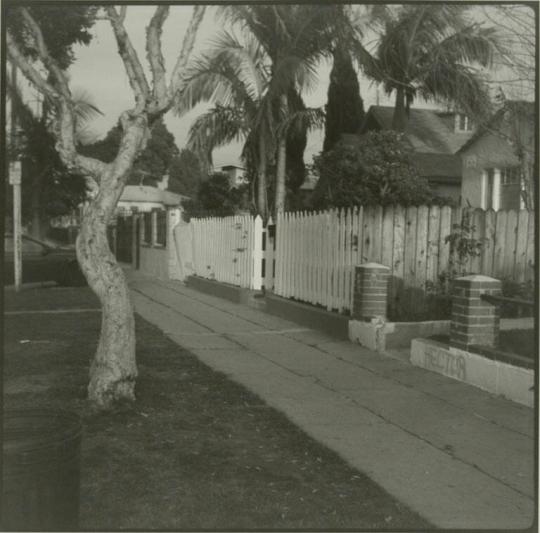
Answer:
[218, 165, 248, 188]
[358, 105, 476, 203]
[116, 185, 188, 215]
[458, 101, 534, 210]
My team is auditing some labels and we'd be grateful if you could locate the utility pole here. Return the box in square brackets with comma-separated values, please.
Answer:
[10, 61, 22, 291]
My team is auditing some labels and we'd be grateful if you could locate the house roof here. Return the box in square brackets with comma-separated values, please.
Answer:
[457, 100, 535, 154]
[363, 106, 474, 155]
[119, 185, 188, 206]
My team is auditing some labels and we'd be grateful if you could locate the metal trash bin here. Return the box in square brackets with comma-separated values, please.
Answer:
[2, 409, 82, 531]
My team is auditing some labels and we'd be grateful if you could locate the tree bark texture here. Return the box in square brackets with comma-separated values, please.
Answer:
[392, 86, 407, 132]
[274, 94, 288, 215]
[257, 136, 268, 220]
[77, 115, 148, 408]
[8, 5, 206, 409]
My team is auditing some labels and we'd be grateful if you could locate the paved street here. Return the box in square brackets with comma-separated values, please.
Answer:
[128, 270, 535, 529]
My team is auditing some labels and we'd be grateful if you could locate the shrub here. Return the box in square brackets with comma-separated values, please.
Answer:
[182, 172, 250, 221]
[311, 131, 435, 209]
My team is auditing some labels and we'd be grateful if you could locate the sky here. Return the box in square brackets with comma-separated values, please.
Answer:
[65, 4, 535, 170]
[67, 5, 397, 168]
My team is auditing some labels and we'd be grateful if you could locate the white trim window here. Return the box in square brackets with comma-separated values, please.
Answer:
[482, 168, 501, 210]
[455, 113, 473, 132]
[501, 166, 521, 185]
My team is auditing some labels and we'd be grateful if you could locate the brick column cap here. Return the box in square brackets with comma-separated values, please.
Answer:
[357, 262, 390, 270]
[454, 275, 500, 283]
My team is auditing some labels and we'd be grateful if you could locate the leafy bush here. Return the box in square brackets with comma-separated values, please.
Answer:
[182, 173, 250, 220]
[311, 131, 435, 209]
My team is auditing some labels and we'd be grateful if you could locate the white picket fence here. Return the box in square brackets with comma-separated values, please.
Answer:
[273, 206, 535, 314]
[274, 210, 356, 313]
[190, 215, 263, 290]
[185, 206, 535, 315]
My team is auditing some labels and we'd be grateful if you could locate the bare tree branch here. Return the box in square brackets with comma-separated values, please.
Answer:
[20, 8, 71, 98]
[106, 5, 150, 111]
[7, 13, 107, 179]
[119, 6, 127, 23]
[6, 32, 60, 100]
[146, 5, 169, 106]
[169, 6, 206, 98]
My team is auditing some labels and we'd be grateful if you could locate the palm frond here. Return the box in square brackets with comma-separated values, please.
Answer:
[186, 105, 248, 164]
[278, 106, 325, 138]
[420, 63, 492, 121]
[71, 88, 103, 125]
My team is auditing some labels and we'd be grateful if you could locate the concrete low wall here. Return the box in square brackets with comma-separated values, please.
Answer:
[139, 246, 169, 280]
[186, 275, 253, 304]
[349, 319, 450, 352]
[265, 294, 350, 340]
[411, 338, 534, 407]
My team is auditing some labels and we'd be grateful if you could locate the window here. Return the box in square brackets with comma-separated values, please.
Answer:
[455, 113, 473, 132]
[156, 210, 167, 246]
[501, 167, 520, 186]
[143, 212, 152, 244]
[485, 169, 495, 209]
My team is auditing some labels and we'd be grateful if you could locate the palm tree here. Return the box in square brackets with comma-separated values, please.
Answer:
[176, 30, 274, 217]
[220, 5, 343, 214]
[176, 19, 326, 218]
[353, 5, 500, 131]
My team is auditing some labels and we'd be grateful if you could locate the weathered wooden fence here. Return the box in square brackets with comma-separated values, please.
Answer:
[190, 215, 263, 290]
[273, 206, 535, 314]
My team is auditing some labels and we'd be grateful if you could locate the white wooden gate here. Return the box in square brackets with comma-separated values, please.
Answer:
[190, 215, 263, 290]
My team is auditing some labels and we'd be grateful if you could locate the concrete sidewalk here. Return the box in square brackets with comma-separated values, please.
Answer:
[127, 270, 535, 530]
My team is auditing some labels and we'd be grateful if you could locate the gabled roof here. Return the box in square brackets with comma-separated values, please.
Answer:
[362, 106, 474, 155]
[457, 100, 535, 154]
[119, 185, 188, 206]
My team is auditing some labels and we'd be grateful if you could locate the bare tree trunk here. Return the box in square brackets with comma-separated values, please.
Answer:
[257, 136, 268, 219]
[392, 86, 407, 132]
[77, 202, 136, 408]
[76, 116, 147, 409]
[274, 94, 288, 215]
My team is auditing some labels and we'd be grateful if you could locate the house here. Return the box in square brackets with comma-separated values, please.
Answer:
[116, 185, 189, 215]
[356, 105, 476, 202]
[458, 101, 534, 210]
[218, 165, 248, 188]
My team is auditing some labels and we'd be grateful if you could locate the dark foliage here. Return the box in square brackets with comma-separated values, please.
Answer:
[312, 131, 434, 209]
[323, 44, 365, 152]
[7, 5, 96, 69]
[182, 173, 250, 220]
[168, 149, 206, 197]
[81, 119, 179, 186]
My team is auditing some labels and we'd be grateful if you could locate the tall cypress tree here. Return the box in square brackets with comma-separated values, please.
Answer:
[323, 43, 365, 152]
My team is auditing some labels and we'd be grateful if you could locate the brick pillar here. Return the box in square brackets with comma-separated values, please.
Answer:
[352, 263, 389, 320]
[450, 275, 501, 350]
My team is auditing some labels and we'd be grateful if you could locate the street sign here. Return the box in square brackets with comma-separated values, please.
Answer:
[9, 161, 21, 185]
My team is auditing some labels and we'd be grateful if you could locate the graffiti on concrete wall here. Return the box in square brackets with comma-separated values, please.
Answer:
[424, 346, 467, 381]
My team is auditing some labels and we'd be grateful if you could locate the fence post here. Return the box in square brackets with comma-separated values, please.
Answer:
[352, 262, 390, 320]
[131, 211, 138, 269]
[450, 275, 502, 350]
[252, 215, 263, 290]
[151, 209, 158, 247]
[264, 216, 275, 292]
[167, 208, 182, 279]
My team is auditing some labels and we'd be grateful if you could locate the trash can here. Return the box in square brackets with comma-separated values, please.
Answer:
[1, 409, 82, 531]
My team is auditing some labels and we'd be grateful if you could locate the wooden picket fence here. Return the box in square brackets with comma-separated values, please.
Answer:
[273, 206, 535, 314]
[190, 215, 263, 290]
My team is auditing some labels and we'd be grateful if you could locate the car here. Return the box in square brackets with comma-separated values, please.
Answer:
[4, 234, 87, 286]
